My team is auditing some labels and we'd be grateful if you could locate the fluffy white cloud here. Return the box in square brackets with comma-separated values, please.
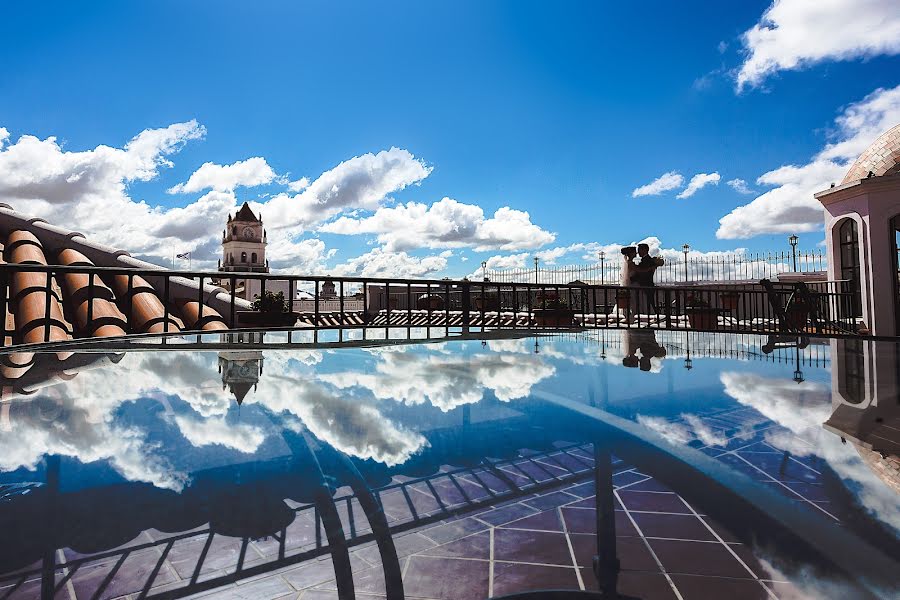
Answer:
[263, 147, 432, 230]
[322, 348, 556, 411]
[717, 84, 900, 238]
[726, 178, 754, 194]
[331, 247, 449, 279]
[0, 120, 205, 206]
[0, 123, 439, 272]
[483, 252, 530, 270]
[286, 176, 310, 192]
[737, 0, 900, 90]
[168, 157, 277, 193]
[320, 197, 554, 252]
[631, 171, 684, 197]
[676, 172, 720, 199]
[172, 415, 266, 453]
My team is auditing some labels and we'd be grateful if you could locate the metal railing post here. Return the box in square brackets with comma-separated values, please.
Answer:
[461, 280, 471, 331]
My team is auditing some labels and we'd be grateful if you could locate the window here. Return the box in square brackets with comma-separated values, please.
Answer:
[837, 219, 861, 317]
[241, 252, 247, 263]
[232, 226, 237, 236]
[251, 252, 258, 263]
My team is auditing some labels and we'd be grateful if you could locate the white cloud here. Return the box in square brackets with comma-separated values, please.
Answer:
[482, 253, 530, 270]
[726, 178, 754, 194]
[287, 176, 310, 192]
[320, 197, 554, 252]
[676, 172, 720, 199]
[632, 171, 684, 197]
[263, 147, 432, 230]
[331, 247, 448, 279]
[0, 123, 437, 271]
[322, 349, 556, 411]
[717, 84, 900, 239]
[0, 127, 8, 149]
[737, 0, 900, 90]
[168, 157, 277, 193]
[172, 415, 266, 453]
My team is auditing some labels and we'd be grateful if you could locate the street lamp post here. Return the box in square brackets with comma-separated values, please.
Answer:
[599, 251, 606, 285]
[534, 257, 539, 285]
[788, 234, 799, 271]
[482, 260, 488, 282]
[682, 244, 690, 283]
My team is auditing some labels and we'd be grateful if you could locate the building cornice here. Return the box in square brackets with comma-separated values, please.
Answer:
[815, 173, 900, 205]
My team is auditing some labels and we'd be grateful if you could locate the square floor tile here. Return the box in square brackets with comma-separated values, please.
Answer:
[649, 539, 752, 578]
[569, 534, 660, 573]
[420, 531, 491, 561]
[631, 513, 716, 541]
[561, 507, 637, 536]
[493, 529, 573, 567]
[580, 570, 678, 599]
[403, 555, 489, 600]
[617, 491, 691, 514]
[502, 509, 563, 532]
[671, 574, 771, 600]
[476, 503, 538, 526]
[491, 563, 580, 597]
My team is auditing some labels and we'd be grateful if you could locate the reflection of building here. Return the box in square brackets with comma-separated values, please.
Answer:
[824, 338, 900, 492]
[815, 125, 900, 335]
[218, 331, 264, 405]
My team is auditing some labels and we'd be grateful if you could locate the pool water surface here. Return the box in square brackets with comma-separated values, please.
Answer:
[0, 330, 897, 599]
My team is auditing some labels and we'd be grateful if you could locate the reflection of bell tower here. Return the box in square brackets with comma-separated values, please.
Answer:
[218, 331, 264, 405]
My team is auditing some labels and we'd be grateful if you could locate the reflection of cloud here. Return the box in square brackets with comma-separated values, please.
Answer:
[258, 376, 427, 466]
[721, 372, 900, 533]
[635, 413, 734, 447]
[172, 415, 265, 454]
[756, 553, 888, 600]
[322, 350, 555, 411]
[0, 396, 186, 491]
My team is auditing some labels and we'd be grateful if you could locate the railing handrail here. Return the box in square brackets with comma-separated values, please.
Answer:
[0, 263, 857, 295]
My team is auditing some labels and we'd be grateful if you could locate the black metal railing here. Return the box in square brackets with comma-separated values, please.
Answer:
[0, 263, 861, 349]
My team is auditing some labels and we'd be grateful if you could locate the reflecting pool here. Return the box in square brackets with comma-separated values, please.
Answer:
[0, 330, 898, 599]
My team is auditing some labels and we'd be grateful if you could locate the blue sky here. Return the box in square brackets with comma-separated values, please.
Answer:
[1, 1, 899, 277]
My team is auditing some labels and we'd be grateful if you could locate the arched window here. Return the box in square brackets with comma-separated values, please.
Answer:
[241, 252, 247, 263]
[232, 226, 237, 236]
[251, 252, 258, 264]
[837, 218, 861, 317]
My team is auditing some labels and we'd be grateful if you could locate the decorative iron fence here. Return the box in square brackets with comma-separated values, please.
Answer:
[0, 263, 861, 351]
[486, 249, 828, 285]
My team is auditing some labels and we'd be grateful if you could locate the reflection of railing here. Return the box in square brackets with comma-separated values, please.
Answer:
[0, 264, 862, 351]
[0, 440, 598, 599]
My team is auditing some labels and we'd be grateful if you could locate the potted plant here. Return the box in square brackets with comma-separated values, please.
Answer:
[684, 295, 722, 330]
[533, 297, 575, 327]
[615, 289, 631, 309]
[237, 290, 299, 328]
[719, 290, 741, 311]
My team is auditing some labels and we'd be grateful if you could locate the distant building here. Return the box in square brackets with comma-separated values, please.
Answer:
[219, 203, 267, 301]
[321, 278, 336, 298]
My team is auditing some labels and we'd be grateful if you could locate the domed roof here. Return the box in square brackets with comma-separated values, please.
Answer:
[842, 124, 900, 184]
